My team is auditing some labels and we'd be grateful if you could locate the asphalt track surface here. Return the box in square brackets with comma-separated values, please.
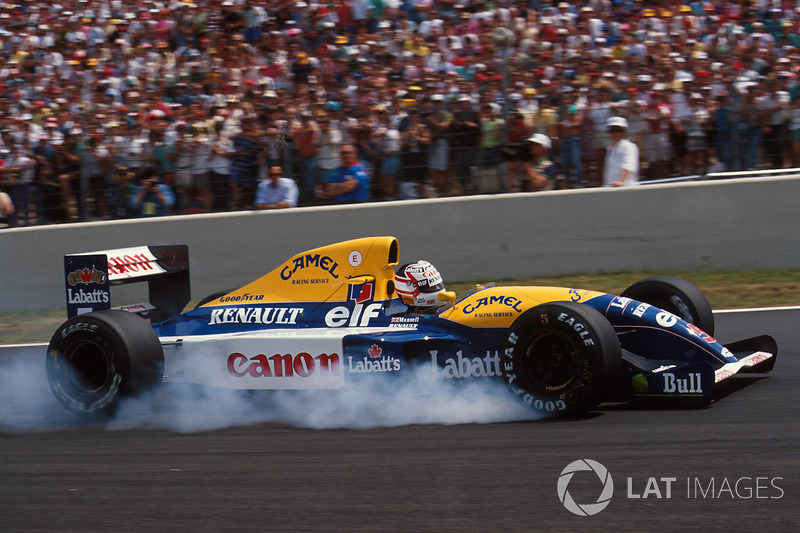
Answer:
[0, 310, 797, 532]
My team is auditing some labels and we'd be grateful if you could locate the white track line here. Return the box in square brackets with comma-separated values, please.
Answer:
[0, 343, 47, 347]
[715, 305, 800, 314]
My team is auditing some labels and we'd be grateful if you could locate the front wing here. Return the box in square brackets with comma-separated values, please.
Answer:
[621, 335, 777, 403]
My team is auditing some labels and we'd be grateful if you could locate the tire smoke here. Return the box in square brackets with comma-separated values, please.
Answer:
[0, 350, 538, 433]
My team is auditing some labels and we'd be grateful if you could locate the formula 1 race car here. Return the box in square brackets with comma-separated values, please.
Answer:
[46, 236, 778, 418]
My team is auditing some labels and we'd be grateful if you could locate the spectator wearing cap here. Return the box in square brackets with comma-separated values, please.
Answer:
[523, 133, 557, 192]
[603, 117, 639, 187]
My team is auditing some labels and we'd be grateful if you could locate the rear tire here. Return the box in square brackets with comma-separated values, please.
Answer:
[194, 288, 239, 308]
[621, 276, 714, 336]
[46, 310, 164, 417]
[502, 302, 621, 417]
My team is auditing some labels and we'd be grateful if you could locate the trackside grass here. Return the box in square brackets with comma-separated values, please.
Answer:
[3, 270, 800, 345]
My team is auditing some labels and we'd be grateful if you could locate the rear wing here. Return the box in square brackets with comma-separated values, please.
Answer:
[64, 245, 190, 322]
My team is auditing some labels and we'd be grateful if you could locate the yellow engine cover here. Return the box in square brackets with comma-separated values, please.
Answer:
[441, 286, 603, 328]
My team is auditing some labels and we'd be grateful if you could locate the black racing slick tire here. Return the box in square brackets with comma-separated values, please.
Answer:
[46, 310, 164, 417]
[501, 302, 621, 417]
[194, 288, 240, 308]
[621, 275, 714, 336]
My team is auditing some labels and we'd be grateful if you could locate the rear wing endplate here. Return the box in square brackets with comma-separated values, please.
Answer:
[64, 245, 190, 322]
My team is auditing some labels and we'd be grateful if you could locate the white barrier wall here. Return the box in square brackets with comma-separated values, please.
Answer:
[1, 175, 799, 312]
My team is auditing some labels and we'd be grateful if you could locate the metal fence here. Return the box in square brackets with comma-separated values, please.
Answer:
[2, 122, 799, 228]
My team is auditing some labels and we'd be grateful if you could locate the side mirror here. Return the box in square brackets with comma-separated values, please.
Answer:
[438, 291, 457, 304]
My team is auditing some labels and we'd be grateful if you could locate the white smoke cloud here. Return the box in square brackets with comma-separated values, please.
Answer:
[110, 363, 538, 432]
[0, 349, 74, 432]
[0, 349, 538, 434]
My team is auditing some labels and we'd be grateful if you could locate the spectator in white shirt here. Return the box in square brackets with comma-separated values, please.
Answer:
[316, 115, 343, 184]
[603, 117, 639, 187]
[254, 165, 298, 210]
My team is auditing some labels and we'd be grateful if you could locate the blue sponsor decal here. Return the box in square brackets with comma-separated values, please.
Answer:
[632, 362, 714, 399]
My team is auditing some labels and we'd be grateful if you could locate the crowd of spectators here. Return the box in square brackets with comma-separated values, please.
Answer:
[2, 0, 800, 227]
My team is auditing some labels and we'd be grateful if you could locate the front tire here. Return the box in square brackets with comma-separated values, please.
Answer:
[46, 310, 164, 417]
[621, 275, 714, 336]
[502, 302, 621, 417]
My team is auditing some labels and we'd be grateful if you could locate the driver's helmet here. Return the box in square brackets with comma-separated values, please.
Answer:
[394, 260, 446, 309]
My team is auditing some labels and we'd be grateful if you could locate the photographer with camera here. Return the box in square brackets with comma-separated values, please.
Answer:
[129, 167, 175, 218]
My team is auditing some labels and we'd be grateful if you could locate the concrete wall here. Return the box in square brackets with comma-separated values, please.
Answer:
[2, 175, 798, 312]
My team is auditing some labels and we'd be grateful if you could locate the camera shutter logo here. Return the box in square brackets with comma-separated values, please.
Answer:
[557, 459, 614, 516]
